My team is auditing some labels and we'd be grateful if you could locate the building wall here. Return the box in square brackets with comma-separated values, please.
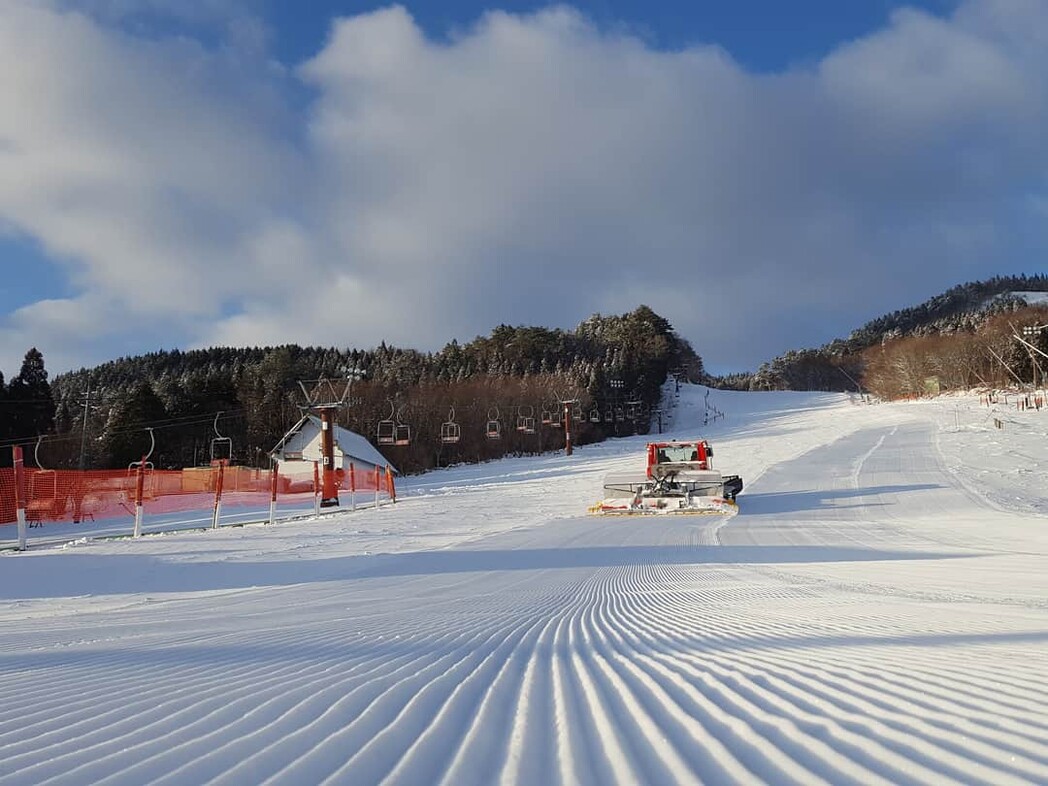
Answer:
[277, 430, 382, 477]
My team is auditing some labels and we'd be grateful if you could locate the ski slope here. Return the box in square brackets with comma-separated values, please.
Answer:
[1, 386, 1046, 785]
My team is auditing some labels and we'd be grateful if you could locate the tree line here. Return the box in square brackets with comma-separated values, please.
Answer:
[0, 306, 702, 474]
[727, 274, 1048, 393]
[861, 305, 1048, 399]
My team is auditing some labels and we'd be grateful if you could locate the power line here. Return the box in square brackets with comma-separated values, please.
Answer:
[0, 409, 249, 450]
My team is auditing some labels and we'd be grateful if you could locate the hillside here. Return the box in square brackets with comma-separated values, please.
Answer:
[840, 274, 1048, 349]
[737, 274, 1048, 392]
[1, 307, 701, 474]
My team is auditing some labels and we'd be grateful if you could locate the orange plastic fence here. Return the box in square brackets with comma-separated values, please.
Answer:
[0, 462, 394, 527]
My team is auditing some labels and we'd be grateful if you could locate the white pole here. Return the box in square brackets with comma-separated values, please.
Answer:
[313, 461, 320, 515]
[13, 446, 27, 551]
[16, 509, 27, 552]
[134, 504, 143, 538]
[268, 462, 278, 526]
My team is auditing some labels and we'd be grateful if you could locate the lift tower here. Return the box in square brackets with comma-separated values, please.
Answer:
[297, 372, 363, 508]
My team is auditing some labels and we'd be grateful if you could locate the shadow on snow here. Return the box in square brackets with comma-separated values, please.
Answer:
[0, 541, 970, 599]
[739, 484, 944, 515]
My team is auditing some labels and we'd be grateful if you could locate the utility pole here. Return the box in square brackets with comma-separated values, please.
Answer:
[77, 380, 90, 471]
[70, 380, 93, 524]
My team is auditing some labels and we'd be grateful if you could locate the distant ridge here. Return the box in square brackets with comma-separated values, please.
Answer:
[723, 274, 1048, 392]
[841, 275, 1048, 351]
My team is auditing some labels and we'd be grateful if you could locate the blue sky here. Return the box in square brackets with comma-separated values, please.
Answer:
[265, 1, 950, 69]
[2, 0, 1045, 377]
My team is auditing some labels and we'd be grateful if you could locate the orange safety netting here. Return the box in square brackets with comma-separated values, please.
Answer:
[0, 462, 395, 527]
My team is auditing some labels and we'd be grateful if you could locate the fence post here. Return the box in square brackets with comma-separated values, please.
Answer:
[13, 446, 27, 551]
[269, 461, 278, 526]
[133, 454, 146, 537]
[312, 461, 320, 515]
[349, 462, 356, 512]
[374, 465, 380, 508]
[211, 460, 225, 529]
[386, 465, 396, 504]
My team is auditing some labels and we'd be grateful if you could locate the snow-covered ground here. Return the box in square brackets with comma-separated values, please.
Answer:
[1, 385, 1046, 785]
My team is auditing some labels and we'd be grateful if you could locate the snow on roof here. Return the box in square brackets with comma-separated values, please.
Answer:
[323, 416, 398, 474]
[271, 415, 397, 474]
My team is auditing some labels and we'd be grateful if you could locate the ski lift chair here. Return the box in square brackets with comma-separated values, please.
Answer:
[440, 407, 460, 444]
[210, 415, 232, 464]
[377, 400, 397, 445]
[377, 420, 396, 445]
[486, 407, 501, 440]
[394, 405, 411, 446]
[127, 459, 156, 501]
[26, 436, 60, 524]
[210, 437, 232, 464]
[589, 407, 601, 423]
[128, 427, 158, 501]
[517, 405, 536, 434]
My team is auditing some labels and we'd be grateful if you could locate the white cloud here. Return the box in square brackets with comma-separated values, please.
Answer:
[1, 1, 1047, 376]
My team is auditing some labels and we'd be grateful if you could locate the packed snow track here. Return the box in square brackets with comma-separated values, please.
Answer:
[1, 388, 1045, 785]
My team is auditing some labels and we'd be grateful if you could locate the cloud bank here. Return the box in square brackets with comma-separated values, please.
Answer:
[1, 1, 1046, 374]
